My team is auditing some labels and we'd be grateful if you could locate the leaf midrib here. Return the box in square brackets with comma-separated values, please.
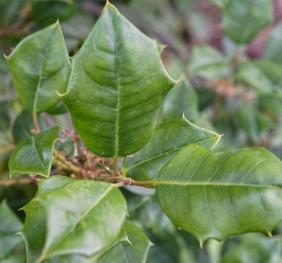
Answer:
[33, 26, 56, 113]
[43, 184, 114, 258]
[156, 181, 282, 189]
[126, 136, 218, 171]
[112, 11, 121, 157]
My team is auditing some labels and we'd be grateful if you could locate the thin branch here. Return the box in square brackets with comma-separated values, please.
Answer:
[53, 150, 156, 188]
[32, 113, 40, 134]
[0, 178, 36, 186]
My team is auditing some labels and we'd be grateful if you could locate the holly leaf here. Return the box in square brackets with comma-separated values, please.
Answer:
[123, 117, 221, 180]
[222, 0, 272, 44]
[157, 78, 199, 123]
[220, 234, 282, 263]
[22, 176, 127, 262]
[63, 2, 175, 157]
[0, 201, 23, 259]
[12, 110, 46, 144]
[188, 45, 229, 80]
[6, 22, 70, 114]
[97, 221, 151, 263]
[9, 126, 60, 177]
[156, 144, 282, 242]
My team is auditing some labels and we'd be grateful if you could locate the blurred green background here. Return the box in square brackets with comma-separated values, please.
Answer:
[1, 0, 282, 262]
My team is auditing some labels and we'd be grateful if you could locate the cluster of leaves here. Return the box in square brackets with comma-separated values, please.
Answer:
[1, 0, 282, 262]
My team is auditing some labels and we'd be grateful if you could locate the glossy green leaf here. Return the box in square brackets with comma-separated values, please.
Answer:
[157, 78, 199, 123]
[220, 234, 282, 263]
[236, 62, 273, 94]
[264, 22, 282, 66]
[6, 22, 70, 114]
[234, 102, 273, 142]
[22, 176, 127, 262]
[12, 110, 46, 144]
[222, 0, 272, 44]
[31, 0, 75, 26]
[0, 201, 23, 259]
[156, 144, 282, 242]
[63, 2, 175, 157]
[9, 126, 60, 177]
[188, 45, 229, 80]
[97, 221, 151, 263]
[123, 117, 221, 180]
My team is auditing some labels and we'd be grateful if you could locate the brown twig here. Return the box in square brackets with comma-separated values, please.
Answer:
[0, 177, 37, 186]
[53, 150, 155, 188]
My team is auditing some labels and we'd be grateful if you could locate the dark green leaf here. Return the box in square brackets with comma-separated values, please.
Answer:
[6, 22, 70, 114]
[188, 45, 229, 80]
[264, 22, 282, 66]
[31, 0, 76, 25]
[123, 117, 221, 180]
[22, 176, 127, 262]
[63, 2, 175, 157]
[220, 234, 282, 263]
[9, 126, 60, 177]
[0, 201, 23, 259]
[0, 0, 24, 27]
[0, 102, 10, 131]
[157, 78, 199, 123]
[97, 221, 151, 263]
[222, 0, 272, 44]
[12, 110, 45, 144]
[236, 62, 273, 94]
[156, 144, 282, 242]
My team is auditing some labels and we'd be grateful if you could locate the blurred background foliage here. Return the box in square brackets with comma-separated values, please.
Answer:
[1, 0, 282, 262]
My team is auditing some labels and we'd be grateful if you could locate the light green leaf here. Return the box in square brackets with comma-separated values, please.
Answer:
[6, 22, 70, 114]
[156, 144, 282, 242]
[97, 221, 151, 263]
[220, 234, 282, 263]
[157, 78, 199, 123]
[236, 62, 273, 94]
[9, 126, 60, 177]
[123, 117, 221, 180]
[264, 22, 282, 66]
[0, 201, 23, 259]
[63, 2, 175, 157]
[22, 176, 127, 262]
[234, 102, 273, 142]
[188, 45, 229, 80]
[222, 0, 272, 44]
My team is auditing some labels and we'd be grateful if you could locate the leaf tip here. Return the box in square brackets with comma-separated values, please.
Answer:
[56, 91, 67, 98]
[212, 133, 223, 149]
